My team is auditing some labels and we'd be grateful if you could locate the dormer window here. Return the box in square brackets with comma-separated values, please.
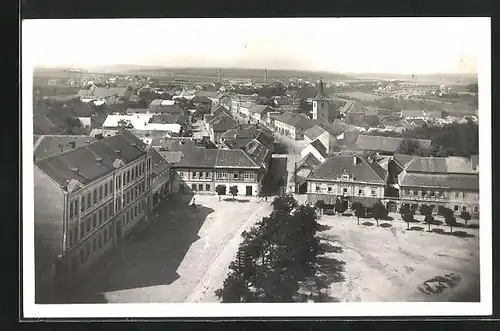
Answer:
[342, 174, 349, 180]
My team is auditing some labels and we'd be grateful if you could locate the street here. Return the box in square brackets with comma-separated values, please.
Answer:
[74, 194, 272, 303]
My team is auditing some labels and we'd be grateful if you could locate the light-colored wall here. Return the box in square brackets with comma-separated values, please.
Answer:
[312, 100, 329, 122]
[400, 186, 479, 215]
[307, 180, 385, 198]
[300, 144, 326, 163]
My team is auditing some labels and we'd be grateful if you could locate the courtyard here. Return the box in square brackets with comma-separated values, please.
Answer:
[73, 193, 272, 303]
[316, 211, 480, 302]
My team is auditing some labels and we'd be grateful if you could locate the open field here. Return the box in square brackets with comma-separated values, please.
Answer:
[317, 212, 479, 302]
[335, 91, 385, 101]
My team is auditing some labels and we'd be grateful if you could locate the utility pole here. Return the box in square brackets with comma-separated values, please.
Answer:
[294, 161, 298, 194]
[264, 68, 268, 84]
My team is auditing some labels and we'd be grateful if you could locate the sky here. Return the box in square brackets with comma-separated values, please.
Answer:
[23, 17, 487, 74]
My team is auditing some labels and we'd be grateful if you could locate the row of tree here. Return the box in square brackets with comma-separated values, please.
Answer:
[215, 195, 321, 302]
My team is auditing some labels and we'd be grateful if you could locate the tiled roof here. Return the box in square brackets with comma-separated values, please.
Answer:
[318, 122, 349, 136]
[148, 104, 184, 114]
[33, 135, 97, 160]
[222, 138, 252, 150]
[102, 114, 153, 130]
[156, 150, 184, 164]
[310, 139, 328, 158]
[405, 155, 478, 174]
[173, 146, 259, 169]
[356, 135, 431, 154]
[312, 80, 329, 101]
[307, 155, 386, 184]
[148, 148, 171, 177]
[149, 114, 189, 125]
[248, 104, 271, 115]
[93, 87, 128, 98]
[195, 90, 220, 99]
[304, 125, 327, 141]
[399, 172, 479, 190]
[210, 114, 238, 132]
[275, 111, 315, 130]
[126, 108, 150, 114]
[36, 131, 147, 190]
[425, 110, 443, 119]
[393, 153, 416, 169]
[243, 139, 270, 168]
[212, 105, 231, 117]
[221, 123, 272, 139]
[298, 152, 322, 170]
[339, 101, 367, 114]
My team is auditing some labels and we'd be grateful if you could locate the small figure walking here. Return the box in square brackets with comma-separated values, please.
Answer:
[265, 195, 268, 202]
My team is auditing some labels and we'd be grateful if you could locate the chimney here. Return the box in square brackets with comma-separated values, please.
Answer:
[353, 156, 358, 165]
[115, 149, 121, 155]
[58, 143, 64, 152]
[95, 133, 104, 140]
[131, 143, 137, 148]
[96, 157, 103, 164]
[71, 167, 79, 175]
[69, 141, 76, 149]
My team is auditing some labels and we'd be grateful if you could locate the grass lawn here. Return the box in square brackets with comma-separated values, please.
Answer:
[316, 212, 480, 302]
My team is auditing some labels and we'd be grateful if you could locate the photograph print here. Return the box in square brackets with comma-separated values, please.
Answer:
[22, 17, 491, 318]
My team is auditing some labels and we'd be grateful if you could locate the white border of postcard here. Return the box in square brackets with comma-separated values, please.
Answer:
[22, 17, 492, 318]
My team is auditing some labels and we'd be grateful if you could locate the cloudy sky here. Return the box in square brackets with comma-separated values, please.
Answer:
[23, 17, 487, 74]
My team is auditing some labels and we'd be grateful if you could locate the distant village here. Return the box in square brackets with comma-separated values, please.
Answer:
[32, 68, 479, 303]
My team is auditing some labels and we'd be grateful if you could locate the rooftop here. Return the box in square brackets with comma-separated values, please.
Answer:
[308, 154, 387, 184]
[36, 131, 147, 192]
[209, 114, 238, 132]
[33, 135, 97, 160]
[173, 146, 260, 169]
[304, 125, 327, 141]
[310, 138, 328, 159]
[275, 111, 315, 130]
[312, 80, 330, 101]
[356, 135, 431, 154]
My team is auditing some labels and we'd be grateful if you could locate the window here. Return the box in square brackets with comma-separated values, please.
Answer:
[80, 223, 85, 238]
[127, 170, 131, 183]
[315, 185, 320, 192]
[74, 227, 78, 243]
[92, 214, 97, 228]
[430, 191, 435, 197]
[413, 190, 417, 196]
[455, 192, 459, 198]
[342, 175, 349, 180]
[358, 189, 363, 196]
[217, 171, 228, 179]
[70, 202, 74, 218]
[75, 200, 79, 215]
[104, 182, 108, 196]
[474, 206, 478, 213]
[104, 207, 108, 221]
[98, 209, 102, 225]
[92, 239, 96, 253]
[463, 192, 467, 198]
[98, 234, 102, 248]
[371, 189, 376, 196]
[192, 171, 197, 178]
[198, 184, 203, 191]
[131, 167, 135, 181]
[178, 171, 184, 178]
[118, 176, 121, 188]
[122, 173, 126, 186]
[454, 205, 459, 211]
[109, 180, 113, 193]
[86, 243, 90, 259]
[126, 211, 130, 224]
[206, 172, 211, 179]
[343, 188, 348, 194]
[93, 189, 97, 204]
[328, 187, 332, 192]
[206, 184, 210, 191]
[87, 193, 91, 208]
[109, 203, 113, 216]
[104, 229, 108, 243]
[135, 205, 138, 217]
[192, 184, 197, 191]
[462, 206, 467, 212]
[135, 166, 138, 178]
[80, 249, 85, 263]
[86, 218, 91, 232]
[69, 230, 73, 246]
[234, 172, 239, 179]
[99, 186, 103, 200]
[81, 196, 86, 211]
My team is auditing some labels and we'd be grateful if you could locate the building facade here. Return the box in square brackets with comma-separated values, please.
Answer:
[34, 132, 153, 302]
[312, 80, 330, 124]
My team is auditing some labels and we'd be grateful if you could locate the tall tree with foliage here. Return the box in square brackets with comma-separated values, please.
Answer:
[215, 185, 225, 200]
[403, 213, 413, 230]
[216, 195, 321, 302]
[371, 200, 387, 227]
[229, 186, 239, 200]
[443, 208, 456, 233]
[335, 198, 348, 215]
[460, 211, 471, 226]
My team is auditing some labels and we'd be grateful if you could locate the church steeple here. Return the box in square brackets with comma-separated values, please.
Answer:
[313, 78, 329, 100]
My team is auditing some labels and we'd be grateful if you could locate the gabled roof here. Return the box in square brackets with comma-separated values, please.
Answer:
[405, 155, 478, 174]
[425, 110, 443, 119]
[173, 147, 260, 169]
[33, 135, 97, 160]
[93, 87, 129, 98]
[304, 125, 327, 141]
[210, 114, 238, 132]
[310, 139, 328, 159]
[36, 131, 147, 191]
[275, 111, 315, 130]
[148, 104, 184, 114]
[398, 171, 479, 190]
[212, 105, 231, 117]
[248, 104, 272, 115]
[318, 122, 349, 136]
[312, 80, 329, 101]
[356, 135, 431, 154]
[148, 148, 171, 177]
[195, 90, 220, 99]
[243, 138, 270, 168]
[298, 152, 322, 170]
[307, 154, 386, 184]
[221, 123, 273, 139]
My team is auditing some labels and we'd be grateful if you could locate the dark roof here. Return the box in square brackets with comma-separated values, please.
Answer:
[406, 118, 427, 126]
[339, 101, 367, 114]
[425, 110, 443, 119]
[393, 153, 416, 169]
[275, 111, 315, 130]
[195, 90, 220, 99]
[242, 139, 270, 168]
[401, 110, 425, 118]
[312, 80, 329, 101]
[126, 108, 150, 114]
[308, 155, 386, 184]
[148, 148, 171, 177]
[304, 125, 327, 141]
[192, 95, 212, 103]
[318, 122, 348, 136]
[405, 155, 478, 174]
[149, 114, 189, 125]
[221, 123, 273, 139]
[310, 139, 328, 158]
[93, 87, 128, 98]
[33, 135, 97, 160]
[210, 114, 238, 132]
[248, 104, 272, 115]
[356, 135, 431, 154]
[223, 138, 252, 150]
[36, 131, 147, 191]
[173, 147, 259, 169]
[298, 152, 322, 170]
[156, 150, 184, 164]
[148, 104, 184, 114]
[212, 105, 231, 117]
[399, 172, 479, 190]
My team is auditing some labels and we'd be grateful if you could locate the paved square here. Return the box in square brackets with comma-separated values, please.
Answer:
[77, 194, 272, 303]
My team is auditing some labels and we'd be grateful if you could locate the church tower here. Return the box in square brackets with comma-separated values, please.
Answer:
[312, 79, 330, 123]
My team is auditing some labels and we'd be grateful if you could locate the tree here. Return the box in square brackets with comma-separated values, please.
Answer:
[399, 203, 411, 216]
[314, 200, 325, 215]
[403, 213, 413, 230]
[371, 200, 387, 227]
[424, 215, 435, 232]
[229, 186, 239, 200]
[352, 202, 365, 225]
[215, 185, 226, 200]
[443, 209, 456, 233]
[216, 196, 321, 302]
[397, 138, 422, 155]
[460, 211, 471, 226]
[334, 198, 348, 215]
